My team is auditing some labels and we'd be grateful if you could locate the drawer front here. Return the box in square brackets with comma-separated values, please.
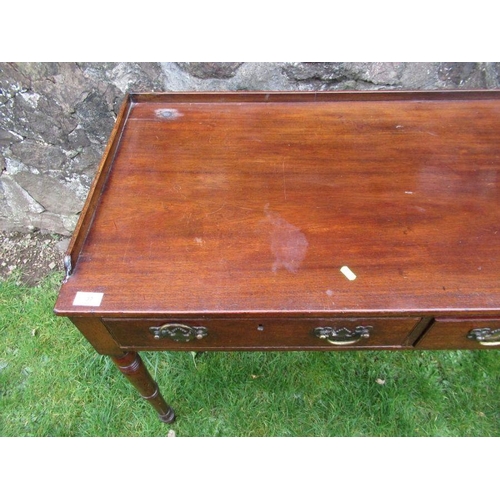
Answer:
[103, 317, 421, 350]
[417, 318, 500, 349]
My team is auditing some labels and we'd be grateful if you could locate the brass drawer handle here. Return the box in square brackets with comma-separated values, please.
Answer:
[149, 323, 208, 342]
[467, 328, 500, 346]
[313, 325, 372, 345]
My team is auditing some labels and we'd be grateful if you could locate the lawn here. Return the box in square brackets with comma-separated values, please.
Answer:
[1, 272, 499, 437]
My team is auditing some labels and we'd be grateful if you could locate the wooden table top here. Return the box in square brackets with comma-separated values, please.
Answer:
[54, 91, 500, 317]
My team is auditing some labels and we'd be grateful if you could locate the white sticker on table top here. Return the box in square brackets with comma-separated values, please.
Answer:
[73, 292, 104, 307]
[340, 266, 357, 281]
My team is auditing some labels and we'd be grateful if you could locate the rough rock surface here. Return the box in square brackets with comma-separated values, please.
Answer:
[0, 62, 164, 235]
[176, 62, 244, 79]
[1, 62, 499, 283]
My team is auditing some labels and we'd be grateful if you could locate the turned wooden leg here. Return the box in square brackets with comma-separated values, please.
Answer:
[111, 351, 175, 423]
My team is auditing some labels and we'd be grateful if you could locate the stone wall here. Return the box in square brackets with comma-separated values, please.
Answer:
[1, 62, 499, 235]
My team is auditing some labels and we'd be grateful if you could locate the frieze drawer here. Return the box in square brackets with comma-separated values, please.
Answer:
[103, 317, 422, 350]
[416, 319, 500, 350]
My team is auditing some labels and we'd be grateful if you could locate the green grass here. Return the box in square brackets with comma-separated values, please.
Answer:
[1, 273, 499, 436]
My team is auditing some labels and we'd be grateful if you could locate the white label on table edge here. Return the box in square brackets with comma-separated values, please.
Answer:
[73, 291, 104, 307]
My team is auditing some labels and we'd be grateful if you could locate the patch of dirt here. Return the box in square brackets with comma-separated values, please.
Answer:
[0, 230, 70, 286]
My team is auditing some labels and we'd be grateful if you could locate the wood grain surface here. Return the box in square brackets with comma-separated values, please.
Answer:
[55, 92, 500, 317]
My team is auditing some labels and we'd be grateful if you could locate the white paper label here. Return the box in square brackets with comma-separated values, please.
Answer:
[340, 266, 357, 281]
[73, 292, 104, 307]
